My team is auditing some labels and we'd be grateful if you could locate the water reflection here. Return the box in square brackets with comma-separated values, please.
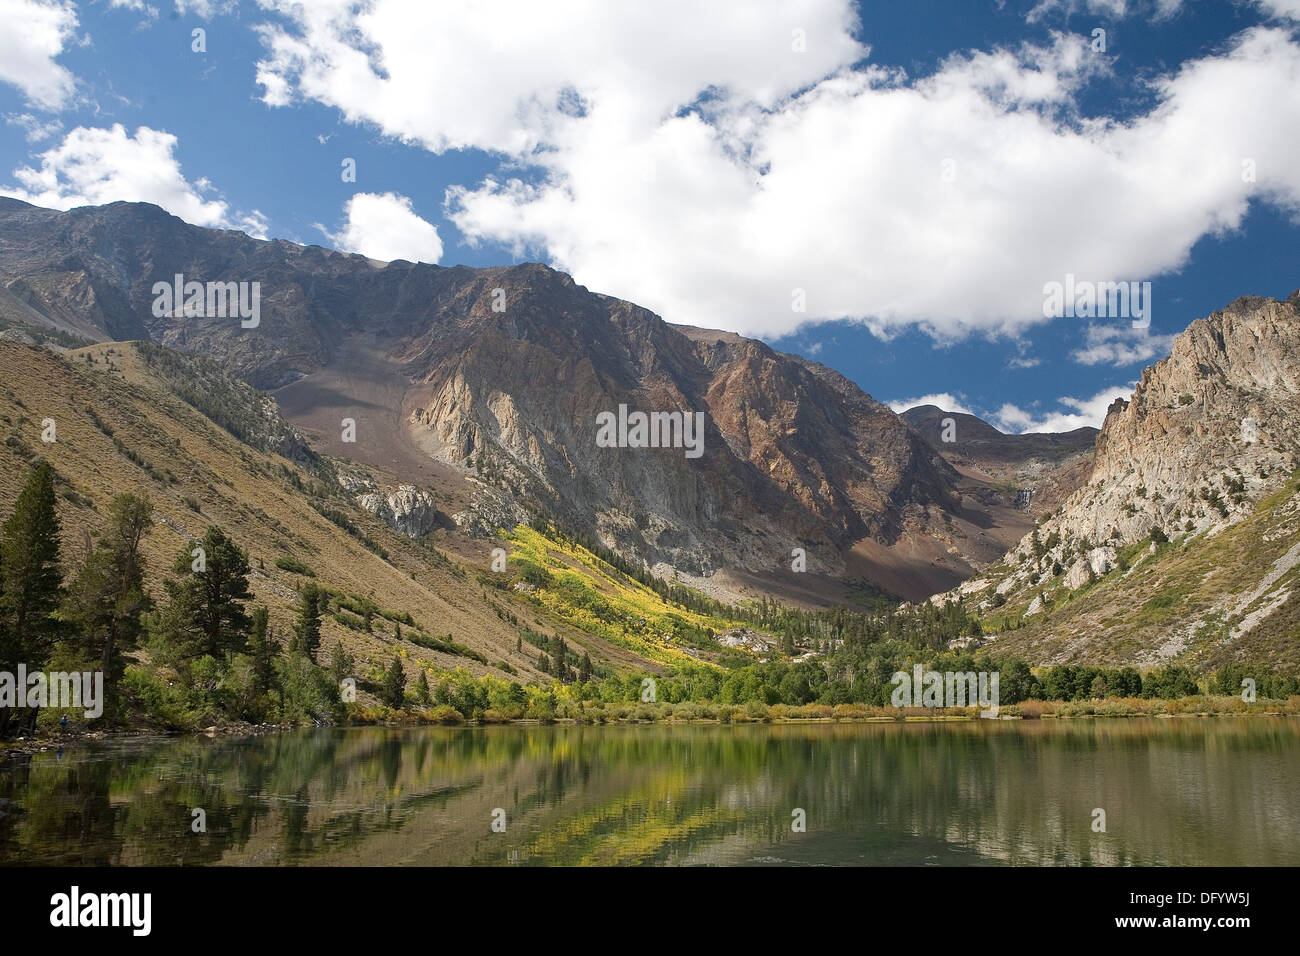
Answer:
[1, 718, 1297, 866]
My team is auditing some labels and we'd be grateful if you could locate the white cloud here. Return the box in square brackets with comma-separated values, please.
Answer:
[990, 384, 1133, 433]
[320, 192, 443, 264]
[254, 0, 862, 151]
[887, 393, 973, 415]
[252, 5, 1300, 341]
[1, 124, 268, 235]
[109, 0, 160, 19]
[1256, 0, 1300, 20]
[0, 0, 79, 110]
[1072, 324, 1176, 366]
[1026, 0, 1127, 24]
[4, 112, 62, 143]
[174, 0, 238, 16]
[1026, 0, 1191, 21]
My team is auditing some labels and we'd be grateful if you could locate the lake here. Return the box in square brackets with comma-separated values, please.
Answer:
[2, 718, 1297, 866]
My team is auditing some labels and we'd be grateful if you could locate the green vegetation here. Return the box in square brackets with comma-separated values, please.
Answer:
[274, 555, 316, 577]
[134, 342, 325, 476]
[2, 456, 1296, 739]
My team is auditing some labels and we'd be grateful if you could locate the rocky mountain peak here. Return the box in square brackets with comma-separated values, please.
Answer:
[957, 291, 1300, 609]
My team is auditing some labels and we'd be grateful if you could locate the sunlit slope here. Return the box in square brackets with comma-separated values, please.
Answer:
[973, 472, 1300, 671]
[503, 524, 741, 667]
[0, 340, 698, 690]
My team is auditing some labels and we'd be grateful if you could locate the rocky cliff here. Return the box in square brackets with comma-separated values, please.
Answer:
[933, 291, 1300, 669]
[0, 197, 1027, 598]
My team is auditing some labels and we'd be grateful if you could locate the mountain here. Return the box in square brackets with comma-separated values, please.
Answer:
[0, 197, 1033, 601]
[900, 405, 1097, 515]
[935, 291, 1300, 672]
[0, 338, 571, 694]
[2, 198, 1296, 674]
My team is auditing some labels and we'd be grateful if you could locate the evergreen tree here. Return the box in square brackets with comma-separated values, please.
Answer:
[328, 640, 354, 685]
[188, 526, 253, 659]
[579, 650, 593, 683]
[381, 655, 405, 708]
[152, 525, 253, 662]
[247, 605, 280, 696]
[61, 494, 153, 713]
[553, 637, 568, 682]
[290, 583, 323, 660]
[147, 568, 200, 667]
[0, 460, 63, 673]
[414, 669, 430, 705]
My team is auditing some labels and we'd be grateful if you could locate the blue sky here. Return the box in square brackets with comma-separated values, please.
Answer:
[1, 0, 1297, 432]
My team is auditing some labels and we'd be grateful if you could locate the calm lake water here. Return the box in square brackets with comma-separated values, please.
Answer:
[2, 718, 1297, 866]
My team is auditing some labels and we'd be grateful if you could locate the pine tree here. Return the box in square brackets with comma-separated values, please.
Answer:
[189, 526, 253, 659]
[414, 669, 430, 705]
[381, 655, 405, 708]
[290, 583, 323, 661]
[61, 494, 153, 713]
[247, 605, 280, 696]
[152, 525, 253, 663]
[579, 650, 592, 683]
[328, 640, 353, 685]
[553, 637, 567, 682]
[0, 460, 63, 674]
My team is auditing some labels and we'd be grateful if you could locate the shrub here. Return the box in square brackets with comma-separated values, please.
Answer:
[333, 610, 367, 631]
[120, 666, 200, 731]
[277, 653, 341, 723]
[275, 555, 316, 577]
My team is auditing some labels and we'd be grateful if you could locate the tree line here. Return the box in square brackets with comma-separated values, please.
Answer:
[0, 460, 379, 735]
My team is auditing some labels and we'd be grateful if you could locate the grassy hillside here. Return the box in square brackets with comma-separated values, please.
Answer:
[497, 523, 741, 667]
[0, 340, 690, 706]
[968, 472, 1300, 672]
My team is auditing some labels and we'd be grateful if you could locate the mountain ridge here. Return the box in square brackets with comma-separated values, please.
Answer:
[0, 197, 1032, 601]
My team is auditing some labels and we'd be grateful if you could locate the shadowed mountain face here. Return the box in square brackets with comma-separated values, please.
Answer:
[0, 197, 1034, 599]
[901, 405, 1097, 516]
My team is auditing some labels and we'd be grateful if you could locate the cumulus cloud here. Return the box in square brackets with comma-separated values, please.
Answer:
[320, 192, 443, 264]
[1072, 324, 1176, 366]
[251, 2, 1300, 342]
[254, 0, 862, 151]
[1, 124, 268, 235]
[887, 393, 973, 415]
[990, 384, 1133, 433]
[0, 0, 79, 110]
